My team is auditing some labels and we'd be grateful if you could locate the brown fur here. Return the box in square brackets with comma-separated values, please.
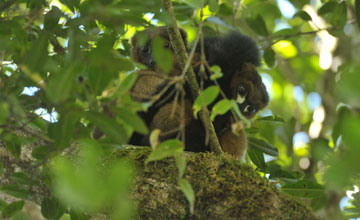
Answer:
[129, 27, 269, 160]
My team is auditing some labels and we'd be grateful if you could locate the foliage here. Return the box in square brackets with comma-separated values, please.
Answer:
[0, 0, 360, 219]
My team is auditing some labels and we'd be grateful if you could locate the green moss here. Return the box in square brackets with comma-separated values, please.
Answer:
[112, 147, 319, 220]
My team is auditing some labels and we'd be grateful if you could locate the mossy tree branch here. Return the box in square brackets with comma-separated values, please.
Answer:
[162, 0, 223, 155]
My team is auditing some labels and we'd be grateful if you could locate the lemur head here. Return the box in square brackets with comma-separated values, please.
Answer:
[131, 26, 188, 69]
[229, 63, 269, 119]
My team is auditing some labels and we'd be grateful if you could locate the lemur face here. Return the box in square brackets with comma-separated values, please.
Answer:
[231, 64, 269, 119]
[235, 84, 258, 117]
[131, 26, 187, 70]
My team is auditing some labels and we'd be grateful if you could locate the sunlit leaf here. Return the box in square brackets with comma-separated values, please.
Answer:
[193, 86, 219, 118]
[210, 99, 231, 121]
[209, 65, 223, 80]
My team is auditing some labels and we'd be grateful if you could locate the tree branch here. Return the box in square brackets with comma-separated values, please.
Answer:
[162, 0, 223, 155]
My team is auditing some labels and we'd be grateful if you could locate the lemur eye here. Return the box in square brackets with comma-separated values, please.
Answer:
[237, 85, 247, 96]
[141, 46, 151, 54]
[247, 105, 257, 114]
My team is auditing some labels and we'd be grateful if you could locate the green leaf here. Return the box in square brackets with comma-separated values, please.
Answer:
[44, 6, 63, 30]
[333, 1, 347, 27]
[70, 209, 90, 220]
[47, 64, 77, 104]
[2, 200, 25, 218]
[5, 142, 21, 159]
[175, 152, 187, 178]
[41, 197, 66, 220]
[0, 162, 3, 176]
[208, 0, 219, 12]
[24, 32, 49, 74]
[0, 184, 29, 199]
[257, 115, 285, 123]
[116, 107, 148, 134]
[9, 173, 31, 185]
[355, 0, 360, 30]
[230, 100, 249, 126]
[119, 72, 138, 93]
[264, 47, 275, 68]
[218, 3, 233, 16]
[178, 178, 195, 214]
[193, 86, 219, 117]
[248, 137, 278, 156]
[32, 146, 49, 160]
[183, 0, 201, 9]
[293, 11, 312, 21]
[206, 17, 234, 30]
[0, 199, 7, 210]
[247, 147, 266, 172]
[12, 212, 30, 220]
[318, 1, 337, 16]
[152, 36, 173, 74]
[246, 15, 269, 36]
[268, 169, 298, 183]
[273, 28, 297, 36]
[86, 111, 129, 144]
[311, 195, 327, 211]
[281, 180, 325, 199]
[210, 99, 231, 121]
[0, 102, 9, 124]
[48, 112, 80, 150]
[88, 66, 113, 96]
[59, 0, 80, 11]
[209, 65, 223, 80]
[146, 139, 184, 164]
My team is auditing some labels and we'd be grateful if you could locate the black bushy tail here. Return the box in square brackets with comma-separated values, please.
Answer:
[197, 31, 260, 73]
